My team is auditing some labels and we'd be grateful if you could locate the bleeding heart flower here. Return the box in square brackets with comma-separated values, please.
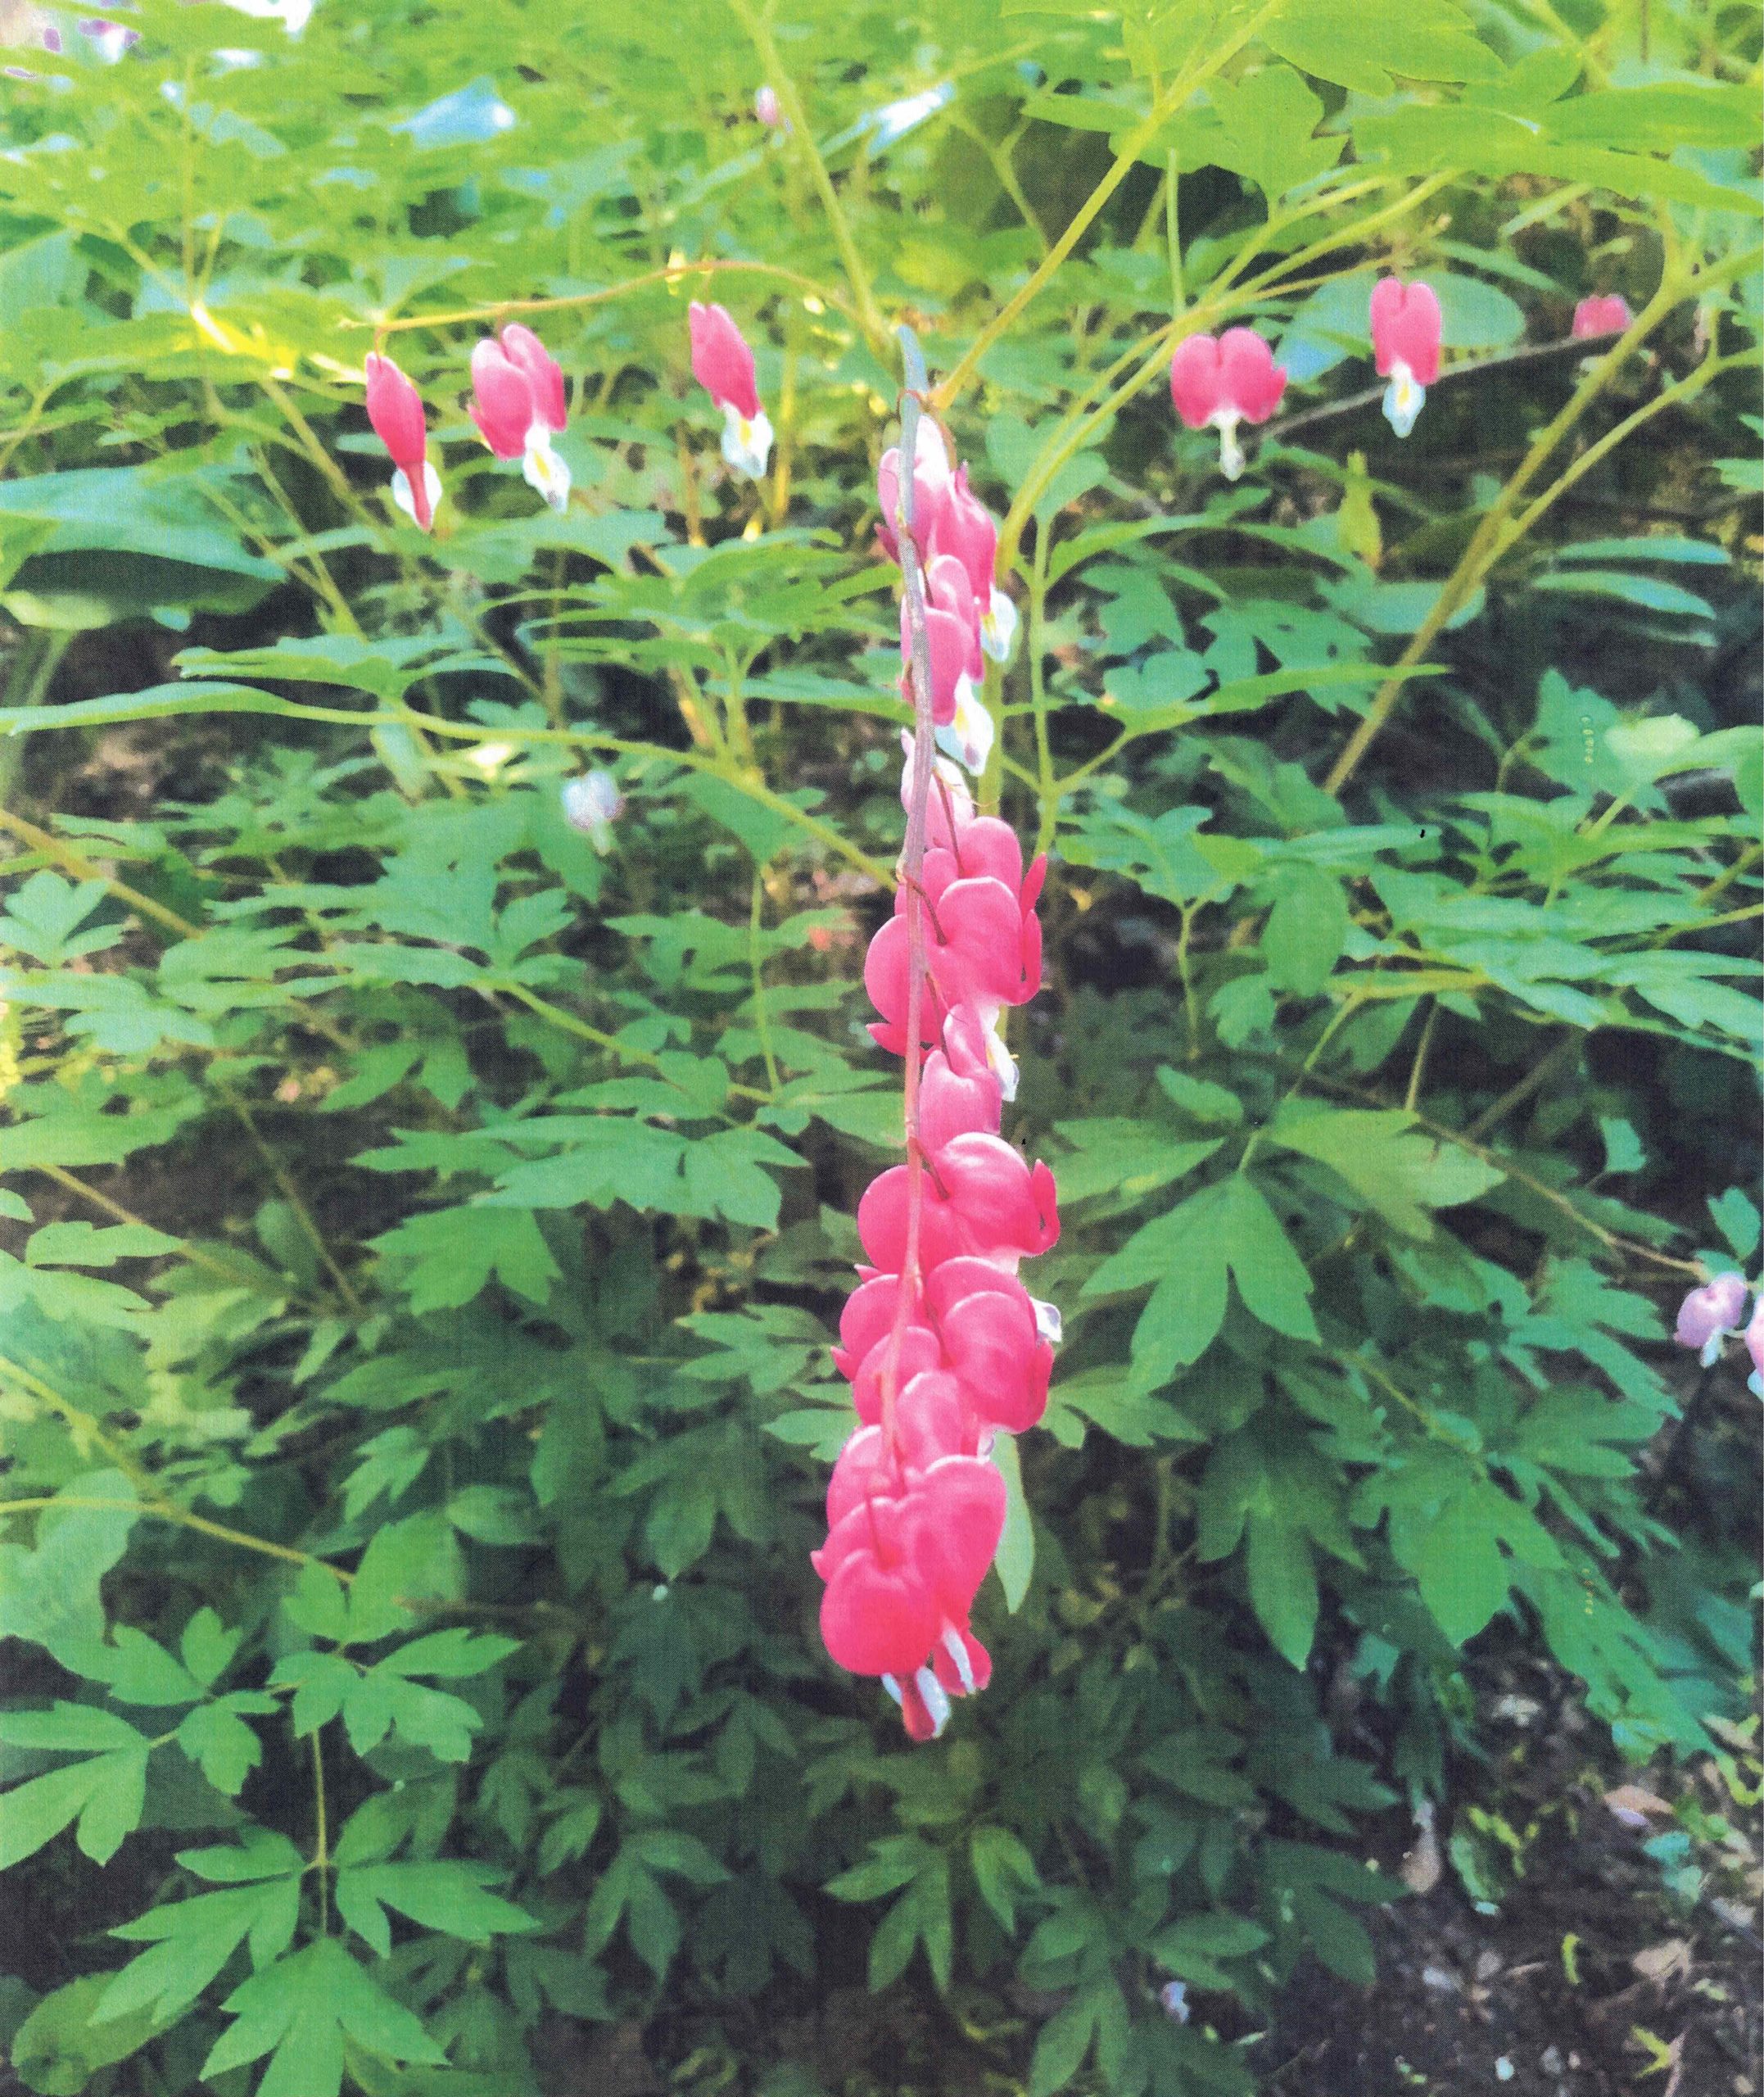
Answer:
[1674, 1272, 1751, 1367]
[1746, 1294, 1764, 1399]
[926, 1259, 1054, 1433]
[929, 464, 1017, 662]
[561, 769, 623, 853]
[1370, 278, 1441, 439]
[1572, 294, 1632, 340]
[932, 1132, 1061, 1262]
[469, 327, 571, 512]
[1169, 328, 1287, 481]
[876, 417, 953, 563]
[815, 1493, 942, 1678]
[918, 1043, 1002, 1153]
[364, 352, 440, 532]
[689, 301, 772, 478]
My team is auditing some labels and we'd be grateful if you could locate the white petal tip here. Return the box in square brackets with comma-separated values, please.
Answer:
[720, 405, 773, 480]
[912, 1664, 951, 1737]
[1382, 369, 1424, 440]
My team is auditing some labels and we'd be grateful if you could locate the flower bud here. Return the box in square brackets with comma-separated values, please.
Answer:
[1572, 294, 1632, 340]
[561, 770, 623, 853]
[364, 352, 439, 531]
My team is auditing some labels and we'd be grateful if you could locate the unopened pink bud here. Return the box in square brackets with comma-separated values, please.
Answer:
[688, 300, 761, 420]
[364, 352, 436, 531]
[754, 84, 784, 128]
[1572, 294, 1632, 340]
[364, 353, 427, 471]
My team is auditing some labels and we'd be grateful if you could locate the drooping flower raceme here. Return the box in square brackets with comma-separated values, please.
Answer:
[811, 383, 1057, 1744]
[1572, 294, 1632, 340]
[689, 301, 772, 479]
[364, 352, 440, 532]
[1169, 328, 1287, 482]
[1673, 1271, 1752, 1368]
[1369, 277, 1442, 440]
[468, 324, 571, 513]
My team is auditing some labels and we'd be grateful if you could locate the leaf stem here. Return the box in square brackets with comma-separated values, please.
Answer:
[353, 257, 860, 336]
[725, 0, 889, 357]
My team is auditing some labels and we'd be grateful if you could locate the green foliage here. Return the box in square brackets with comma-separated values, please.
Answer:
[0, 1, 1758, 2094]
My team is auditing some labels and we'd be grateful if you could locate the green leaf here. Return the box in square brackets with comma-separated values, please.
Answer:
[378, 1628, 521, 1679]
[11, 1977, 158, 2097]
[1400, 1485, 1512, 1645]
[1149, 1911, 1270, 1991]
[1261, 866, 1349, 995]
[1245, 1514, 1318, 1670]
[73, 1626, 203, 1706]
[1027, 1995, 1095, 2097]
[1264, 0, 1499, 93]
[345, 1512, 463, 1643]
[1192, 64, 1344, 200]
[102, 1876, 300, 2027]
[1270, 1107, 1506, 1239]
[0, 872, 115, 967]
[200, 1939, 446, 2097]
[0, 1746, 147, 1870]
[175, 1700, 269, 1796]
[335, 1863, 536, 1958]
[1216, 1176, 1319, 1343]
[969, 1826, 1040, 1934]
[0, 1474, 138, 1668]
[991, 1434, 1035, 1614]
[369, 1204, 560, 1313]
[0, 1760, 109, 1872]
[174, 1601, 241, 1686]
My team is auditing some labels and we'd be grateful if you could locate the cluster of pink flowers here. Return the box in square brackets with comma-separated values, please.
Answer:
[1171, 279, 1636, 473]
[1674, 1272, 1764, 1395]
[811, 407, 1059, 1744]
[361, 301, 780, 533]
[364, 322, 571, 532]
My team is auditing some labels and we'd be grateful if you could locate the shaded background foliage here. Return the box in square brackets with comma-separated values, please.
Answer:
[0, 2, 1759, 2095]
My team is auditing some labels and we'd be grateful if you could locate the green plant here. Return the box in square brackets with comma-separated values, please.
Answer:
[0, 3, 1758, 2094]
